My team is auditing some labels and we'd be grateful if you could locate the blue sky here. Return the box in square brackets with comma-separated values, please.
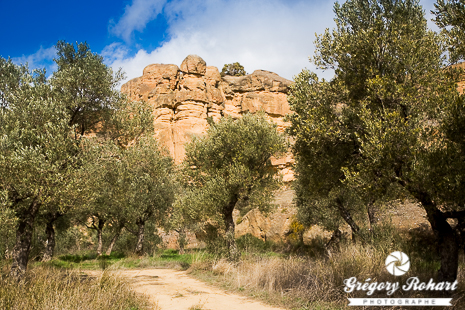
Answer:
[1, 0, 438, 84]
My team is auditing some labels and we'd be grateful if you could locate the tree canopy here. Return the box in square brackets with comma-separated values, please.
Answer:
[288, 0, 465, 281]
[78, 136, 176, 256]
[176, 113, 286, 258]
[433, 0, 465, 63]
[0, 58, 78, 276]
[0, 41, 154, 276]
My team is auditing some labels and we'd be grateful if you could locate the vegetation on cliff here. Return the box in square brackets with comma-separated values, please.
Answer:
[220, 62, 247, 77]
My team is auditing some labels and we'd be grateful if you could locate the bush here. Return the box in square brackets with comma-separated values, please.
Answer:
[220, 62, 246, 77]
[236, 234, 274, 253]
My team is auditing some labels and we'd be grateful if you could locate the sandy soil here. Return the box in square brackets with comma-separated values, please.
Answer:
[86, 268, 285, 310]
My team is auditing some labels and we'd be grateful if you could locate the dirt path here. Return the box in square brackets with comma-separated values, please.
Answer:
[86, 268, 285, 310]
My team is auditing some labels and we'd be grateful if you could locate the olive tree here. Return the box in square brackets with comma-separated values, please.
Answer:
[46, 41, 152, 260]
[0, 58, 78, 276]
[177, 113, 286, 259]
[77, 136, 176, 256]
[288, 0, 465, 281]
[0, 40, 151, 274]
[433, 0, 465, 63]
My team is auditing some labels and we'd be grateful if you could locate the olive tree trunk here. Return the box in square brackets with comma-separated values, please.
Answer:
[10, 199, 41, 278]
[96, 218, 105, 256]
[335, 197, 360, 242]
[415, 191, 459, 282]
[105, 225, 123, 256]
[134, 220, 145, 256]
[223, 195, 239, 261]
[42, 213, 60, 262]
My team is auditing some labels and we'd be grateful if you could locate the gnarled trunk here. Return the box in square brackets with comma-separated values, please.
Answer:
[105, 225, 123, 256]
[335, 197, 360, 242]
[96, 218, 105, 256]
[223, 194, 239, 261]
[326, 228, 342, 248]
[10, 199, 40, 278]
[367, 201, 377, 233]
[134, 220, 145, 256]
[176, 229, 187, 255]
[42, 212, 60, 262]
[42, 220, 56, 262]
[415, 191, 459, 282]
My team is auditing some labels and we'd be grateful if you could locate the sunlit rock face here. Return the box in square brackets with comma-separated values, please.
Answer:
[121, 55, 295, 181]
[454, 62, 465, 94]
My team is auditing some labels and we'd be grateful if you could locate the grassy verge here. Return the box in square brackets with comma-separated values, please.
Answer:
[187, 246, 465, 310]
[39, 249, 213, 271]
[9, 225, 464, 310]
[0, 264, 151, 310]
[183, 227, 465, 310]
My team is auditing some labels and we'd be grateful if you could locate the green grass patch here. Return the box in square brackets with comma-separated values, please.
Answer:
[40, 249, 214, 271]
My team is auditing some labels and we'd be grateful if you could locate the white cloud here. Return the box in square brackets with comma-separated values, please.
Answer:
[104, 0, 440, 86]
[109, 0, 167, 43]
[12, 46, 57, 74]
[105, 0, 336, 84]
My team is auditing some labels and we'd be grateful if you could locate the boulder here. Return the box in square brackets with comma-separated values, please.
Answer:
[180, 55, 207, 75]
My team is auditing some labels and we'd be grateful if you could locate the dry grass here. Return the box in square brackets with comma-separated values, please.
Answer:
[190, 242, 465, 310]
[188, 299, 209, 310]
[0, 265, 151, 310]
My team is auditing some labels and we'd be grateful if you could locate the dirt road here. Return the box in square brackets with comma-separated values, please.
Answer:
[86, 268, 285, 310]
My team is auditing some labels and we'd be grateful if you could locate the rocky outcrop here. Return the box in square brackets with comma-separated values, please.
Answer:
[121, 55, 294, 181]
[454, 62, 465, 94]
[234, 189, 295, 243]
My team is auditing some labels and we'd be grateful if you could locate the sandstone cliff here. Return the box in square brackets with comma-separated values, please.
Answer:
[121, 55, 294, 182]
[454, 62, 465, 94]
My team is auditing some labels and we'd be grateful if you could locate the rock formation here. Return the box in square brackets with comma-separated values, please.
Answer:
[454, 62, 465, 94]
[234, 189, 295, 242]
[121, 55, 294, 182]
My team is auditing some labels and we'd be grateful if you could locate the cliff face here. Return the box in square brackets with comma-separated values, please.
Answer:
[454, 62, 465, 94]
[121, 55, 294, 181]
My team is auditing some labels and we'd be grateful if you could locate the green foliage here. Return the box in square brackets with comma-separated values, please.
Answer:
[58, 253, 98, 263]
[138, 221, 164, 255]
[0, 208, 16, 260]
[288, 0, 459, 231]
[289, 0, 465, 281]
[98, 137, 174, 221]
[433, 0, 465, 63]
[112, 230, 138, 254]
[220, 62, 247, 77]
[175, 113, 287, 239]
[51, 41, 127, 139]
[54, 224, 93, 255]
[0, 56, 78, 215]
[0, 40, 156, 273]
[76, 135, 176, 255]
[236, 234, 274, 253]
